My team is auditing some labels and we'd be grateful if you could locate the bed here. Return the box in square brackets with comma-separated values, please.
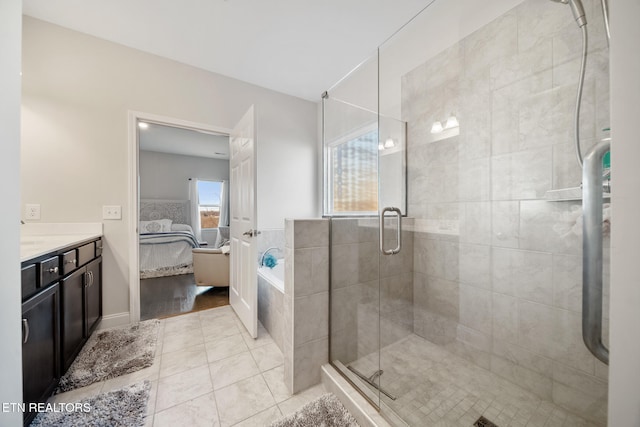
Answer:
[139, 199, 200, 279]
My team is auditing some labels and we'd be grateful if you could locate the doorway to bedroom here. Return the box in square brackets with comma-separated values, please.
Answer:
[135, 118, 232, 320]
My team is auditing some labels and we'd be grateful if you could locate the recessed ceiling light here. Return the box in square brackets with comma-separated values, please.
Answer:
[445, 115, 459, 129]
[138, 122, 149, 129]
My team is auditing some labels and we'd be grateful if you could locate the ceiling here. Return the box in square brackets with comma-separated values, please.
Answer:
[138, 122, 230, 160]
[22, 0, 433, 101]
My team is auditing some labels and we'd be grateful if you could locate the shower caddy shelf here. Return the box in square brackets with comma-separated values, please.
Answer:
[544, 186, 610, 202]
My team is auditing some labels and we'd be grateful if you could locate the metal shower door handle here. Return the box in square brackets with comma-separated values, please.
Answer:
[380, 207, 402, 255]
[582, 139, 610, 365]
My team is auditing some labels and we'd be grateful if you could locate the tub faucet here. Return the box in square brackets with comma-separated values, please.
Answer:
[260, 247, 280, 267]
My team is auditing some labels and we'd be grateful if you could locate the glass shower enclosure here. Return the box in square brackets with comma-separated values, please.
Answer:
[325, 0, 610, 426]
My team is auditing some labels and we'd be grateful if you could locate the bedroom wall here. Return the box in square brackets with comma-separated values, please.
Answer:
[0, 0, 23, 424]
[20, 16, 318, 325]
[139, 151, 229, 200]
[139, 150, 229, 246]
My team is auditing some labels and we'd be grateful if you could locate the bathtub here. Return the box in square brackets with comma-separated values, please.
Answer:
[257, 258, 285, 293]
[257, 258, 285, 352]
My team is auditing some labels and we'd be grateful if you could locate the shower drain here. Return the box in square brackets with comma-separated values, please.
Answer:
[473, 416, 499, 427]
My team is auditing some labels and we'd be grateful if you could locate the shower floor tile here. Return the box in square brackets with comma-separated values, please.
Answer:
[345, 334, 603, 427]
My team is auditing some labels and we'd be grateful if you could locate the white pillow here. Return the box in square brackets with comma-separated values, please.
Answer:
[139, 219, 173, 233]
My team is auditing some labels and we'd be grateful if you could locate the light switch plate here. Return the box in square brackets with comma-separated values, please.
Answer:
[102, 205, 122, 220]
[25, 204, 41, 220]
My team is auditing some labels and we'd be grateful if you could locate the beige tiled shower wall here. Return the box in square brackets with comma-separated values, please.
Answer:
[401, 0, 609, 424]
[284, 219, 330, 394]
[329, 218, 414, 368]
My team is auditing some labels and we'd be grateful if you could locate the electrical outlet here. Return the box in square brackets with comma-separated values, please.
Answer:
[102, 205, 122, 220]
[25, 204, 41, 220]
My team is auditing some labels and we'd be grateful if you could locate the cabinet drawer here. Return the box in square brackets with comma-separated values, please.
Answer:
[77, 242, 95, 267]
[62, 249, 78, 275]
[39, 256, 60, 287]
[21, 264, 37, 299]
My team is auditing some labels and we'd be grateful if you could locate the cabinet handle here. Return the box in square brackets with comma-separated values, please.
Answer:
[65, 259, 77, 265]
[48, 266, 59, 274]
[22, 319, 29, 344]
[87, 271, 94, 287]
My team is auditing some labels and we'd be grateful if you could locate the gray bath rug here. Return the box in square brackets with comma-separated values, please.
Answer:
[57, 319, 160, 393]
[270, 393, 360, 427]
[31, 381, 151, 427]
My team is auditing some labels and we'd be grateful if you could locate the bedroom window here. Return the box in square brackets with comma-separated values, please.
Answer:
[324, 126, 378, 216]
[197, 180, 222, 229]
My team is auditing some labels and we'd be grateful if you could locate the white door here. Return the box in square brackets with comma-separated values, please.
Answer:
[229, 106, 258, 338]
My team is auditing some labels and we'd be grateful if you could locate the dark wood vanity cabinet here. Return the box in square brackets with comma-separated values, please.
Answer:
[85, 257, 102, 337]
[21, 237, 102, 426]
[60, 268, 85, 373]
[21, 283, 60, 425]
[60, 256, 102, 373]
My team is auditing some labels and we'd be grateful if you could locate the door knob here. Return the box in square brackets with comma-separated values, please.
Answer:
[242, 229, 261, 237]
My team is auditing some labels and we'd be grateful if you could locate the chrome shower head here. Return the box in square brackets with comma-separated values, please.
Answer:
[551, 0, 587, 27]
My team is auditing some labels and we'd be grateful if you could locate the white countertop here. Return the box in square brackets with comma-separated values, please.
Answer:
[21, 223, 103, 262]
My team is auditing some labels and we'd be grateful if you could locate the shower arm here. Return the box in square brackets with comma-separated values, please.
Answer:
[582, 140, 610, 365]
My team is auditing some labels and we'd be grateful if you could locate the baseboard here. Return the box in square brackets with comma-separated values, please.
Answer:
[98, 312, 131, 329]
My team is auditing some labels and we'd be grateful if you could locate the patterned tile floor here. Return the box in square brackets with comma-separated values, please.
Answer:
[347, 334, 602, 427]
[50, 306, 327, 427]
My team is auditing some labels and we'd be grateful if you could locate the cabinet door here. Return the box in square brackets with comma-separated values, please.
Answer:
[61, 268, 85, 373]
[85, 257, 102, 337]
[22, 283, 60, 425]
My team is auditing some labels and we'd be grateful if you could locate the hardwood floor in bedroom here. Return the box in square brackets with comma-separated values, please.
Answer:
[140, 273, 229, 320]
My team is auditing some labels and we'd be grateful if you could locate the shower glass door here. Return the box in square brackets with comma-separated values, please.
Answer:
[325, 53, 384, 410]
[375, 0, 611, 424]
[328, 0, 610, 425]
[325, 49, 409, 415]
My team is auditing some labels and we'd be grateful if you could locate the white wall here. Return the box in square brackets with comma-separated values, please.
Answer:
[609, 0, 640, 424]
[139, 151, 229, 200]
[0, 1, 23, 425]
[256, 99, 319, 228]
[21, 17, 318, 323]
